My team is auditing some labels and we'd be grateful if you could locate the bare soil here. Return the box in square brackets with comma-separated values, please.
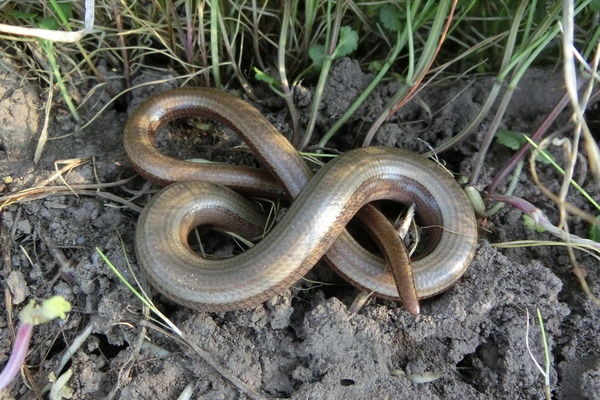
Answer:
[0, 57, 599, 399]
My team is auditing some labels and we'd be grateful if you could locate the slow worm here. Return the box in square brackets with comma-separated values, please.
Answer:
[123, 87, 478, 312]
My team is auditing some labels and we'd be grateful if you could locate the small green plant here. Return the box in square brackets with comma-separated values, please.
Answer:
[0, 296, 72, 391]
[525, 308, 552, 400]
[496, 130, 554, 163]
[9, 1, 81, 121]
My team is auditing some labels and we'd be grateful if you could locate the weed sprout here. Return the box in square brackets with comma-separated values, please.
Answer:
[0, 296, 71, 391]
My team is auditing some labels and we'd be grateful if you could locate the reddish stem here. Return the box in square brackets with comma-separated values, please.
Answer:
[0, 323, 33, 391]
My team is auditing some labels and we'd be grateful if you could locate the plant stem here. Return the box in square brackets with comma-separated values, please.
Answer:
[0, 323, 33, 390]
[362, 0, 453, 147]
[209, 0, 221, 88]
[42, 40, 81, 122]
[298, 0, 346, 150]
[278, 0, 301, 146]
[317, 27, 407, 149]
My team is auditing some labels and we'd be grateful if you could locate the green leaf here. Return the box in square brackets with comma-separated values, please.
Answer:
[37, 2, 73, 30]
[496, 130, 554, 164]
[309, 44, 326, 69]
[254, 68, 280, 87]
[38, 16, 60, 30]
[496, 129, 525, 150]
[523, 215, 546, 233]
[50, 1, 73, 21]
[334, 26, 358, 58]
[590, 0, 600, 12]
[368, 60, 384, 73]
[379, 4, 404, 32]
[390, 72, 406, 82]
[309, 26, 357, 69]
[8, 11, 38, 20]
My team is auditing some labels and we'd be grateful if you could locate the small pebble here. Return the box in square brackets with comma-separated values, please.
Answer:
[6, 270, 29, 304]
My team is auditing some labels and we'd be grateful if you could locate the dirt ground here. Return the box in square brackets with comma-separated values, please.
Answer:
[0, 57, 599, 399]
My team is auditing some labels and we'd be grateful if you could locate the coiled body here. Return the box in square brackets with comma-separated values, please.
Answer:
[124, 87, 478, 311]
